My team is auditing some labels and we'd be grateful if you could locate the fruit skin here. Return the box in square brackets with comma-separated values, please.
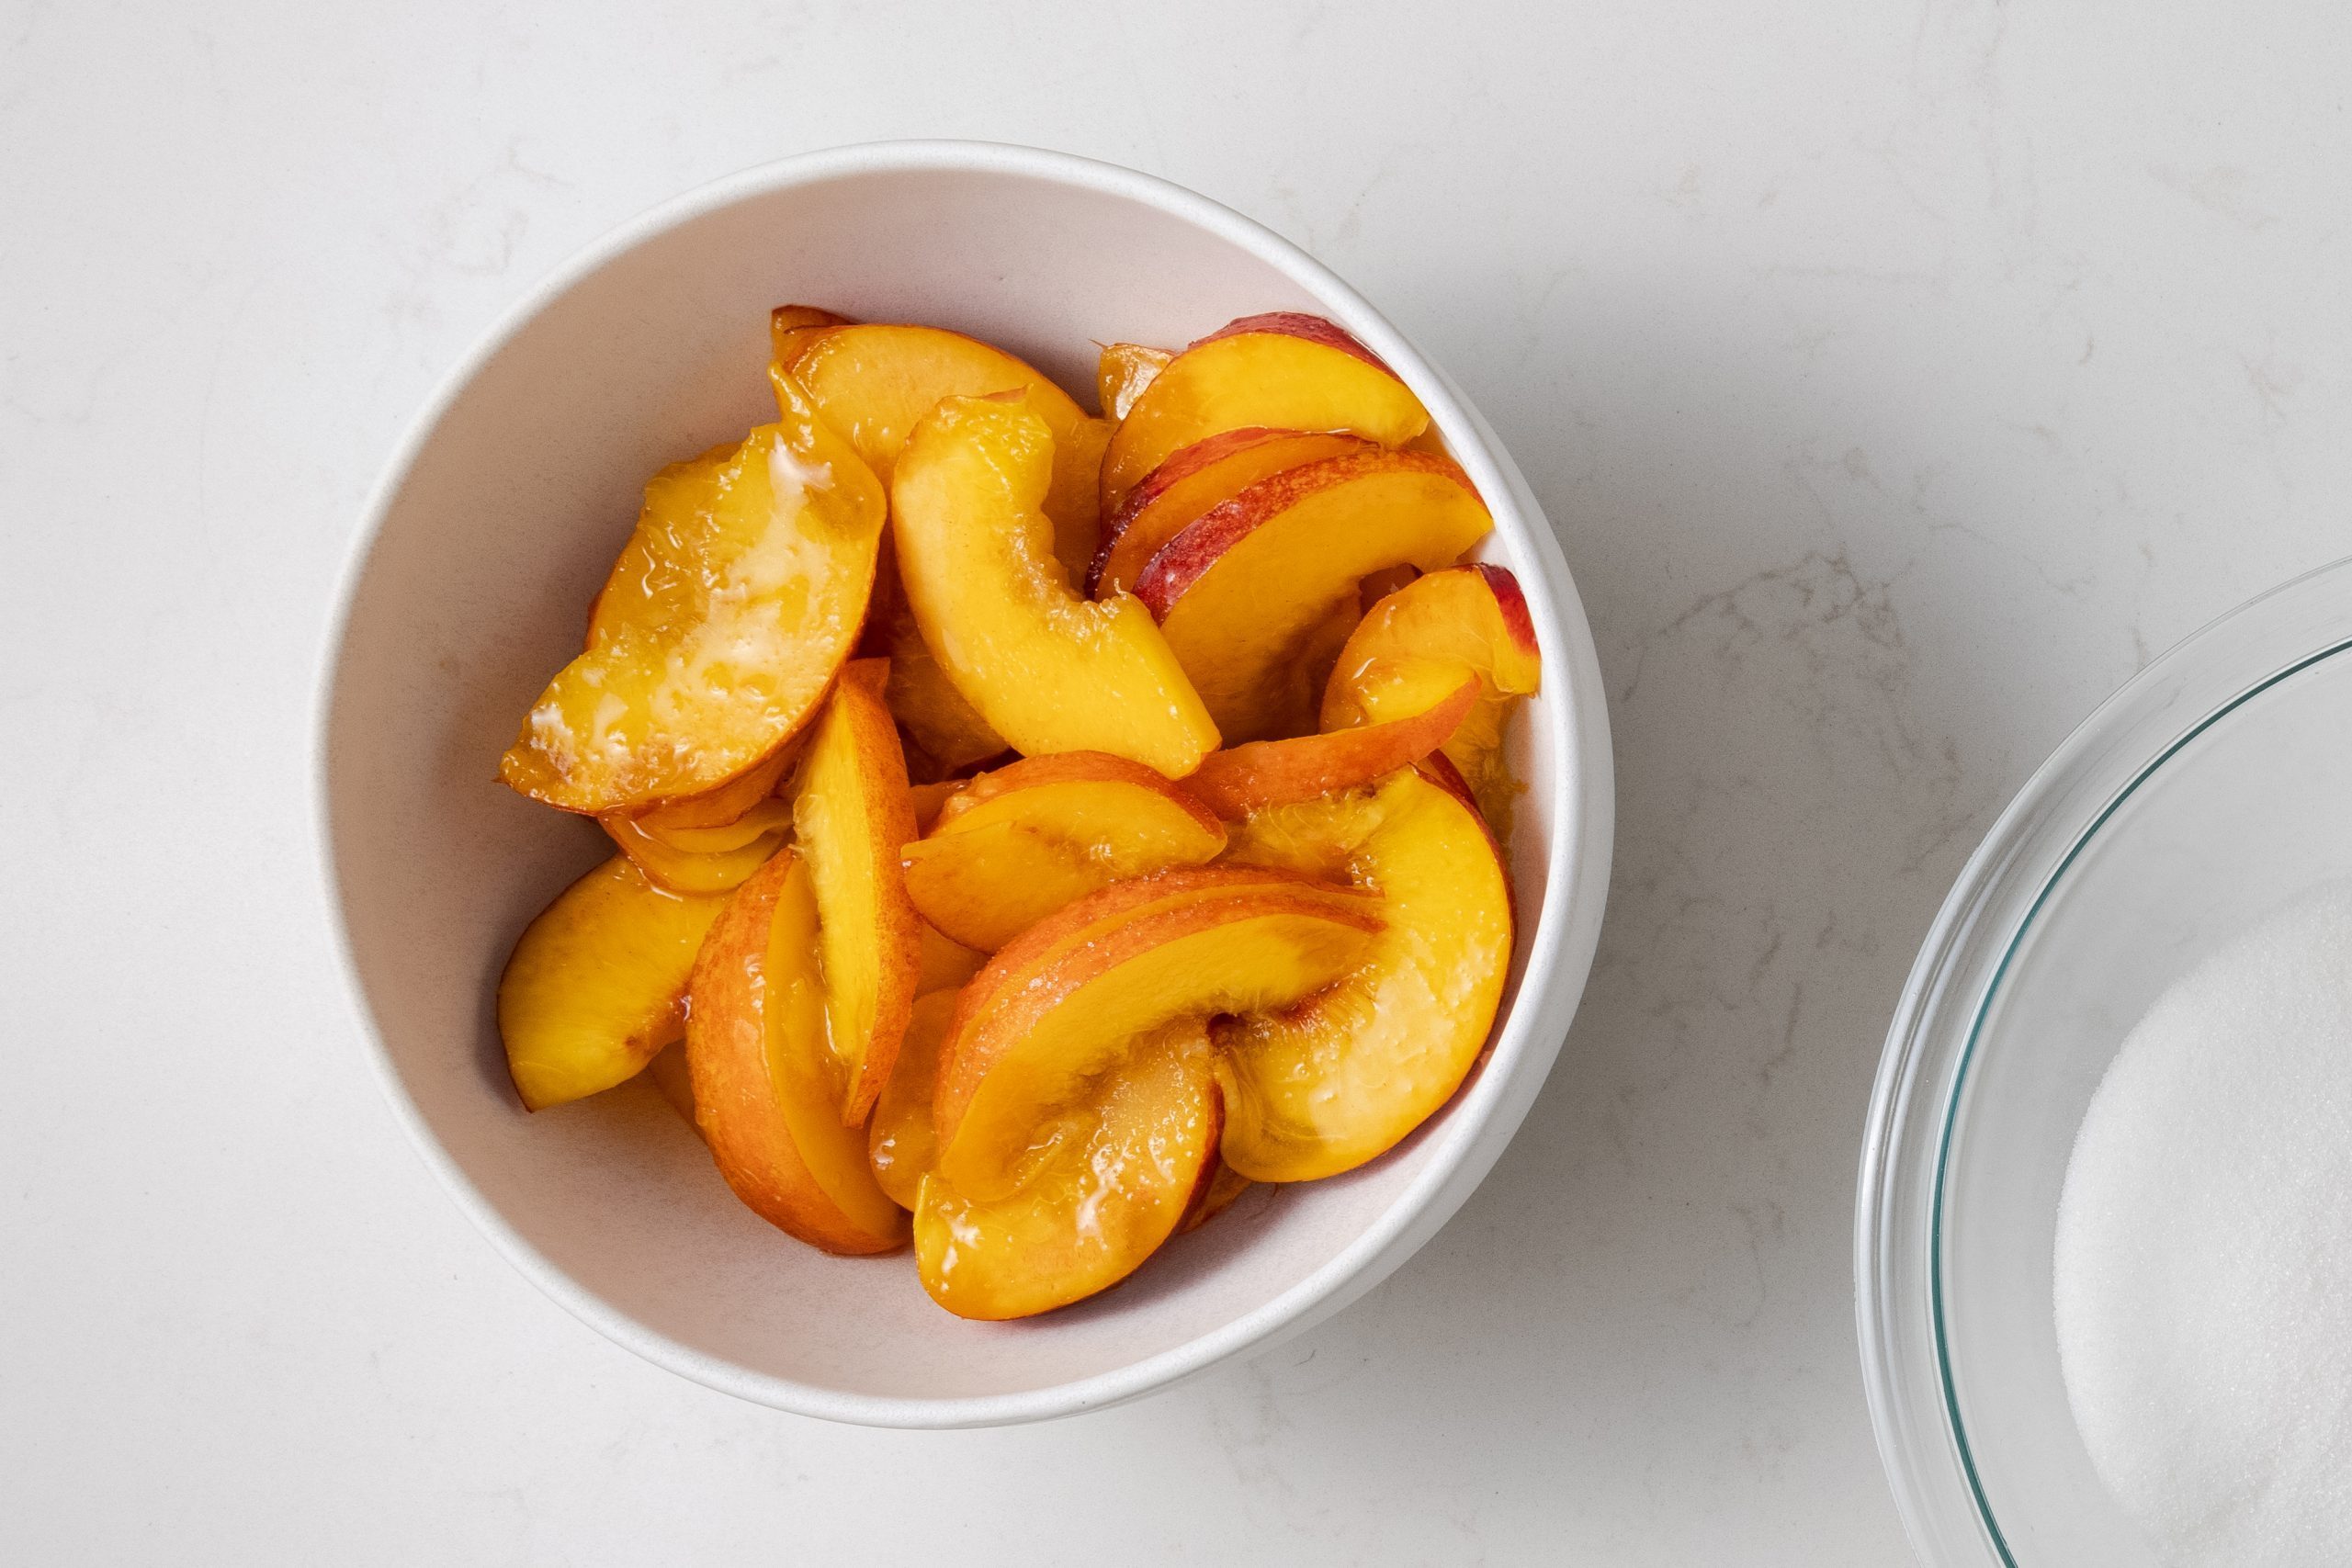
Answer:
[769, 303, 852, 368]
[890, 393, 1220, 777]
[1182, 675, 1476, 819]
[914, 1021, 1223, 1320]
[867, 990, 959, 1211]
[933, 870, 1385, 1192]
[1321, 563, 1542, 829]
[902, 751, 1227, 951]
[498, 856, 729, 1111]
[1099, 312, 1430, 513]
[1180, 1160, 1253, 1234]
[1096, 341, 1172, 422]
[684, 848, 909, 1254]
[1088, 428, 1370, 598]
[777, 321, 1111, 581]
[498, 376, 886, 814]
[787, 660, 922, 1125]
[1135, 446, 1493, 744]
[1213, 759, 1514, 1182]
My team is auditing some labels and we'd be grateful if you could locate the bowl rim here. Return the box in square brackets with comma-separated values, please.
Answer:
[1856, 550, 2352, 1558]
[313, 139, 1615, 1427]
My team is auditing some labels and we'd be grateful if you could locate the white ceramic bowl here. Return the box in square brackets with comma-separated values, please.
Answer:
[317, 141, 1613, 1427]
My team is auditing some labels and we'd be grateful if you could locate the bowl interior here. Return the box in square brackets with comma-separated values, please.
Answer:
[1938, 640, 2352, 1561]
[322, 157, 1571, 1416]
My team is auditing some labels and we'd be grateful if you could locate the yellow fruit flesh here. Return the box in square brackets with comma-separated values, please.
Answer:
[783, 323, 1111, 580]
[600, 797, 793, 895]
[497, 856, 729, 1110]
[901, 777, 1228, 952]
[915, 1022, 1219, 1320]
[760, 852, 909, 1242]
[789, 666, 922, 1124]
[868, 991, 957, 1211]
[890, 395, 1219, 776]
[1215, 767, 1512, 1180]
[498, 381, 885, 813]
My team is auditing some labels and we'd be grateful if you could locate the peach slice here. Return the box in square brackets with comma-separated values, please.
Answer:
[1136, 447, 1493, 743]
[1214, 761, 1513, 1181]
[1097, 341, 1173, 421]
[901, 751, 1228, 951]
[787, 660, 922, 1125]
[867, 989, 959, 1212]
[915, 921, 986, 996]
[644, 1039, 699, 1130]
[498, 856, 729, 1111]
[777, 321, 1111, 580]
[865, 541, 1007, 773]
[628, 741, 797, 833]
[933, 870, 1384, 1192]
[685, 847, 908, 1254]
[1088, 428, 1371, 597]
[890, 393, 1220, 776]
[768, 303, 852, 368]
[1322, 563, 1543, 827]
[600, 795, 794, 895]
[915, 1020, 1222, 1319]
[1182, 675, 1476, 818]
[498, 378, 886, 814]
[1099, 312, 1430, 513]
[1181, 1160, 1253, 1234]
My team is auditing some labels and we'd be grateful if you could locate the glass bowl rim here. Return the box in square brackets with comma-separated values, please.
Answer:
[1857, 550, 2352, 1562]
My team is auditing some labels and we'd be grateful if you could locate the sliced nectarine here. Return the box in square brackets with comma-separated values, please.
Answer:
[685, 847, 908, 1253]
[1135, 447, 1492, 743]
[1099, 312, 1430, 513]
[778, 321, 1110, 580]
[914, 1021, 1222, 1319]
[1181, 1160, 1253, 1234]
[890, 393, 1220, 776]
[498, 379, 886, 814]
[499, 856, 729, 1111]
[915, 920, 986, 996]
[865, 540, 1007, 773]
[1214, 761, 1513, 1181]
[600, 795, 794, 895]
[628, 741, 797, 832]
[901, 751, 1227, 951]
[933, 871, 1383, 1193]
[1182, 675, 1476, 818]
[867, 989, 958, 1212]
[1322, 563, 1543, 828]
[787, 660, 922, 1125]
[1088, 428, 1371, 597]
[1097, 340, 1173, 421]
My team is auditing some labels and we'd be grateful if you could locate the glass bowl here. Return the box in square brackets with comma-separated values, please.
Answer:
[1858, 554, 2352, 1562]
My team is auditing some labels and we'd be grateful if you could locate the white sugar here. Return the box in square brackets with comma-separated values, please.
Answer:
[2054, 882, 2352, 1565]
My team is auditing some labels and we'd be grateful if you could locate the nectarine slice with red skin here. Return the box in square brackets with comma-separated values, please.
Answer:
[778, 321, 1111, 580]
[933, 875, 1383, 1193]
[868, 990, 959, 1212]
[1214, 760, 1513, 1181]
[915, 1021, 1223, 1320]
[498, 856, 730, 1111]
[499, 378, 886, 815]
[685, 848, 909, 1254]
[1088, 428, 1372, 597]
[1135, 447, 1493, 744]
[902, 751, 1228, 951]
[1099, 312, 1430, 513]
[1182, 675, 1476, 819]
[787, 660, 922, 1125]
[1096, 341, 1173, 422]
[890, 393, 1221, 777]
[1322, 564, 1542, 827]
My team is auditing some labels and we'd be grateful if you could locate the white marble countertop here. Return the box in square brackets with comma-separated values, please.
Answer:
[10, 2, 2350, 1561]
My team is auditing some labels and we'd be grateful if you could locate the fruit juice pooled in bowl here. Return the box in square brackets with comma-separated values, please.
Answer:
[492, 305, 1542, 1320]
